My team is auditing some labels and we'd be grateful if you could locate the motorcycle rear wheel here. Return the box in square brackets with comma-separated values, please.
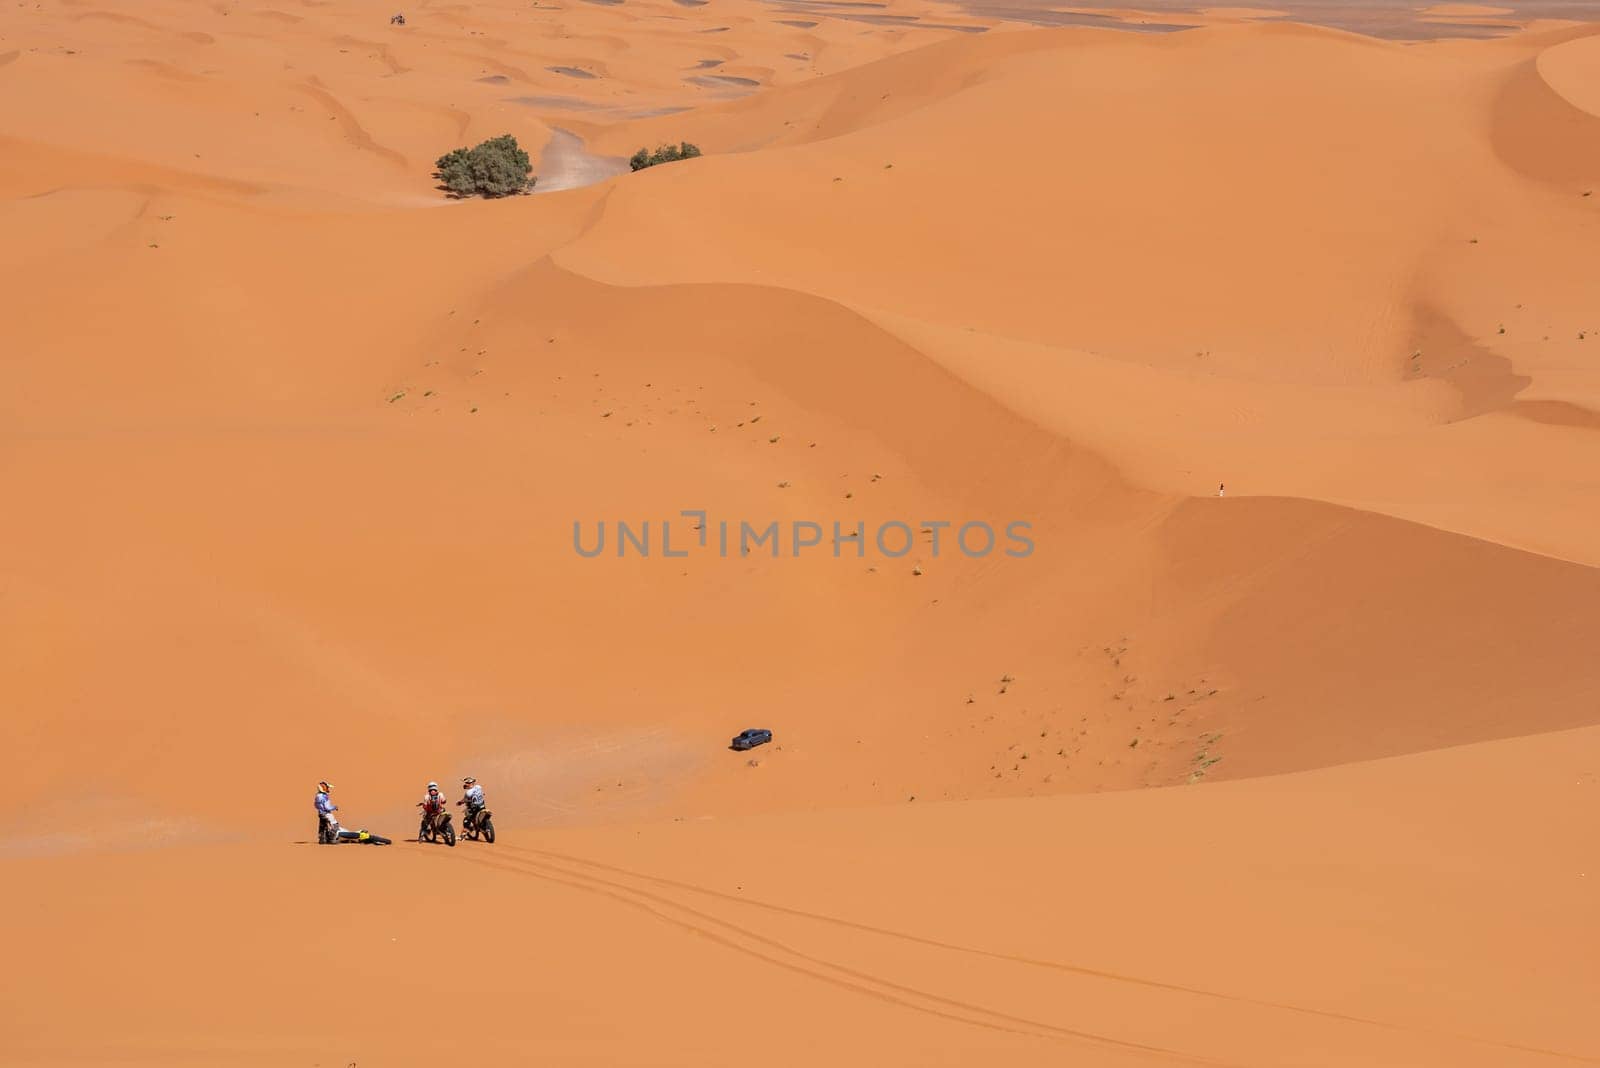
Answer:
[480, 816, 495, 844]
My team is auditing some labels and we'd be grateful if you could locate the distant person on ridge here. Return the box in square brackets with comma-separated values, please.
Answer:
[313, 781, 392, 845]
[459, 776, 485, 814]
[419, 781, 448, 836]
[315, 780, 338, 841]
[456, 777, 495, 841]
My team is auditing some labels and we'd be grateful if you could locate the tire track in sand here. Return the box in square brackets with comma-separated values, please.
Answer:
[431, 846, 1241, 1066]
[495, 843, 1600, 1066]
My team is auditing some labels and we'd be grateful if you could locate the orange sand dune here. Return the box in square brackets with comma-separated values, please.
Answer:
[6, 727, 1598, 1065]
[575, 21, 1600, 562]
[2, 0, 1598, 1063]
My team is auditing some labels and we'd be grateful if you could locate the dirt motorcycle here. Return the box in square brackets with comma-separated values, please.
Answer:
[417, 803, 456, 847]
[457, 799, 495, 843]
[319, 815, 391, 845]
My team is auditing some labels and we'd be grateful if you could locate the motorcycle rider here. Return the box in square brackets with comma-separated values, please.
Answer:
[457, 776, 486, 830]
[315, 780, 339, 841]
[419, 781, 448, 836]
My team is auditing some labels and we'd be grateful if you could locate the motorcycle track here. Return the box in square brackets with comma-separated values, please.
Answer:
[412, 842, 1596, 1066]
[431, 845, 1244, 1065]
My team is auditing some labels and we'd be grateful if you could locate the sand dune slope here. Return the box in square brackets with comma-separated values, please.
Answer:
[5, 727, 1597, 1066]
[571, 23, 1600, 561]
[6, 248, 1598, 834]
[3, 11, 1599, 824]
[1, 5, 1598, 1064]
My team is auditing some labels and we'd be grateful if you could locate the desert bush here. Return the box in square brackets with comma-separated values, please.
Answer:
[434, 134, 535, 197]
[629, 142, 703, 172]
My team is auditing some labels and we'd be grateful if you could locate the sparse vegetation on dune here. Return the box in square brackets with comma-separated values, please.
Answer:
[629, 141, 703, 171]
[434, 134, 535, 198]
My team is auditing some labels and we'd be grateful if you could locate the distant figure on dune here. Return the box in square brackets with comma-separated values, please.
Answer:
[314, 780, 392, 844]
[419, 781, 448, 835]
[315, 780, 338, 839]
[460, 776, 485, 816]
[390, 13, 405, 25]
[456, 776, 495, 841]
[1217, 483, 1225, 498]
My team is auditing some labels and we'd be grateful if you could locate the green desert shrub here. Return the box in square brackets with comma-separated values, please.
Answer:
[434, 134, 535, 197]
[629, 142, 703, 172]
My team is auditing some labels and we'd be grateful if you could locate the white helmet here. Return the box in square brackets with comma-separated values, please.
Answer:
[426, 781, 439, 791]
